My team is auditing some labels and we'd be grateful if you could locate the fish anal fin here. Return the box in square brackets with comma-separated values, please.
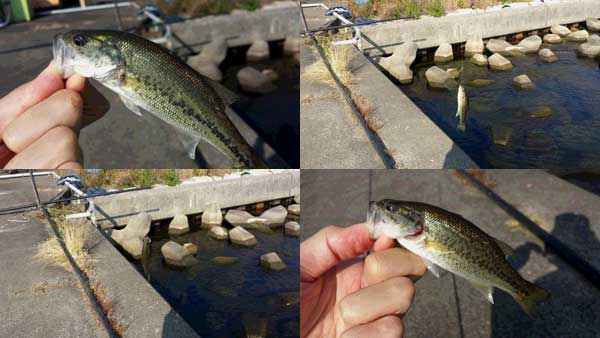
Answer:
[177, 132, 200, 160]
[120, 95, 143, 116]
[470, 281, 494, 304]
[493, 238, 515, 257]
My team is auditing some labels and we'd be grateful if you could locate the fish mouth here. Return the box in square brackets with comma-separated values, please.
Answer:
[366, 201, 380, 238]
[52, 34, 72, 79]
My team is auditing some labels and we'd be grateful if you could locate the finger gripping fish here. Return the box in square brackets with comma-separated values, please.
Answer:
[367, 199, 549, 317]
[53, 30, 266, 168]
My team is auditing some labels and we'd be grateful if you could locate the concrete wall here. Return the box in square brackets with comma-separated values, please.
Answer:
[170, 3, 300, 50]
[361, 0, 600, 54]
[93, 170, 300, 227]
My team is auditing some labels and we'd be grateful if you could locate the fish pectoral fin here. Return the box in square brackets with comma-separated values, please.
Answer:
[422, 258, 444, 278]
[493, 238, 515, 257]
[119, 95, 143, 116]
[470, 281, 494, 304]
[177, 132, 200, 160]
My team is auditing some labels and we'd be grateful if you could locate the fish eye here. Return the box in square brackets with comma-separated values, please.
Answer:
[386, 204, 395, 212]
[73, 35, 88, 47]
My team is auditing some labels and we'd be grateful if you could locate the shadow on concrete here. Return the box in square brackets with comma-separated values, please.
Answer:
[443, 143, 477, 169]
[491, 213, 600, 337]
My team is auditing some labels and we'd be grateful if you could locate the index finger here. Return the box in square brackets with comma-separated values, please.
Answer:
[0, 62, 65, 139]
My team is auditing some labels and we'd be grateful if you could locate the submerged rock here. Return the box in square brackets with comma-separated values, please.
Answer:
[517, 35, 542, 53]
[161, 241, 199, 267]
[260, 252, 287, 271]
[225, 209, 255, 227]
[425, 66, 457, 89]
[183, 243, 198, 255]
[208, 226, 229, 240]
[284, 221, 301, 237]
[237, 67, 276, 94]
[567, 30, 589, 42]
[201, 203, 223, 229]
[465, 33, 484, 57]
[168, 214, 189, 235]
[470, 53, 488, 66]
[446, 68, 460, 79]
[467, 79, 495, 87]
[543, 34, 562, 44]
[491, 127, 512, 146]
[538, 48, 558, 63]
[587, 18, 600, 32]
[260, 206, 288, 228]
[211, 256, 240, 265]
[434, 43, 454, 64]
[551, 24, 571, 37]
[111, 212, 152, 259]
[246, 40, 270, 62]
[486, 39, 512, 55]
[577, 35, 600, 58]
[229, 226, 257, 247]
[488, 53, 513, 71]
[513, 74, 534, 89]
[187, 58, 223, 82]
[530, 106, 555, 118]
[388, 64, 414, 84]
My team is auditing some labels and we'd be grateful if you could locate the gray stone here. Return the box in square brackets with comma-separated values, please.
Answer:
[488, 53, 513, 71]
[284, 221, 300, 237]
[229, 226, 257, 246]
[261, 69, 279, 82]
[551, 24, 571, 37]
[513, 74, 534, 89]
[577, 34, 600, 58]
[246, 40, 270, 62]
[161, 241, 199, 267]
[168, 214, 189, 235]
[486, 38, 512, 55]
[379, 42, 418, 83]
[208, 226, 229, 240]
[538, 48, 558, 63]
[517, 35, 542, 53]
[287, 204, 300, 216]
[543, 33, 562, 44]
[434, 43, 453, 64]
[567, 30, 589, 42]
[467, 79, 495, 87]
[225, 209, 255, 227]
[464, 33, 484, 57]
[425, 66, 456, 89]
[283, 35, 300, 55]
[260, 205, 288, 228]
[201, 203, 223, 228]
[260, 252, 286, 271]
[587, 17, 600, 32]
[210, 256, 240, 265]
[187, 58, 223, 82]
[387, 64, 413, 84]
[183, 243, 198, 255]
[237, 66, 276, 94]
[111, 212, 152, 259]
[470, 53, 488, 66]
[199, 38, 228, 65]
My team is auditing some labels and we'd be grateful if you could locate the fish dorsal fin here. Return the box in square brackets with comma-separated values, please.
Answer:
[120, 95, 143, 116]
[494, 238, 515, 257]
[205, 78, 240, 105]
[422, 258, 445, 278]
[470, 281, 494, 304]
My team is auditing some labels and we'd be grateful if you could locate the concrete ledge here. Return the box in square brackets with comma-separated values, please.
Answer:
[85, 223, 199, 338]
[93, 170, 300, 227]
[170, 4, 300, 50]
[361, 0, 600, 54]
[348, 47, 478, 168]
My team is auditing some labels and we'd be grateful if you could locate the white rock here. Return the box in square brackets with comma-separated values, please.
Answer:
[161, 241, 198, 267]
[577, 35, 600, 58]
[229, 226, 257, 247]
[543, 34, 562, 44]
[262, 69, 279, 81]
[486, 39, 512, 55]
[434, 43, 454, 63]
[247, 40, 270, 62]
[260, 205, 288, 228]
[187, 58, 223, 82]
[587, 18, 600, 32]
[237, 67, 276, 94]
[551, 25, 571, 37]
[183, 243, 198, 255]
[111, 212, 152, 259]
[446, 68, 460, 79]
[168, 214, 189, 235]
[425, 66, 456, 89]
[379, 42, 417, 83]
[225, 209, 255, 227]
[260, 252, 286, 271]
[208, 226, 229, 240]
[284, 221, 300, 237]
[199, 38, 228, 65]
[387, 64, 413, 84]
[470, 53, 488, 66]
[283, 35, 300, 55]
[202, 203, 223, 228]
[517, 35, 542, 53]
[287, 204, 300, 216]
[465, 33, 484, 57]
[513, 74, 534, 89]
[294, 194, 300, 204]
[538, 48, 558, 63]
[567, 30, 589, 42]
[488, 53, 513, 71]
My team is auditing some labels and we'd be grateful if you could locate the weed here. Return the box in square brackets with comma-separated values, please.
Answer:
[428, 0, 446, 17]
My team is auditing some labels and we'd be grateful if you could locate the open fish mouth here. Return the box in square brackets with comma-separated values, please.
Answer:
[52, 34, 72, 79]
[366, 201, 380, 238]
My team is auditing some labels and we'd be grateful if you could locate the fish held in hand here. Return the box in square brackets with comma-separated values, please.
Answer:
[53, 30, 266, 168]
[367, 199, 549, 317]
[456, 84, 469, 132]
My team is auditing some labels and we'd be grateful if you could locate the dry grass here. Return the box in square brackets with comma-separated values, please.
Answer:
[352, 94, 384, 132]
[93, 283, 128, 337]
[78, 169, 238, 189]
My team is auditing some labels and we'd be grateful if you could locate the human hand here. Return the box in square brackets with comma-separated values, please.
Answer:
[0, 61, 109, 169]
[301, 224, 426, 338]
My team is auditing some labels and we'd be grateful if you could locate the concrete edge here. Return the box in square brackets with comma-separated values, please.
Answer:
[93, 170, 300, 227]
[85, 222, 200, 338]
[347, 47, 478, 169]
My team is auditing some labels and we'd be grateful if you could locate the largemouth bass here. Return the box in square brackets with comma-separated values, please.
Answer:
[141, 236, 151, 282]
[456, 84, 468, 132]
[52, 30, 266, 168]
[367, 199, 549, 316]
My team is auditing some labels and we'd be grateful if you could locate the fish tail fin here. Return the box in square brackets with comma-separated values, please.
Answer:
[514, 283, 549, 318]
[457, 122, 466, 132]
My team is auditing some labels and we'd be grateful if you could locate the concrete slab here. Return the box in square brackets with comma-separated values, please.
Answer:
[301, 169, 600, 337]
[300, 40, 386, 169]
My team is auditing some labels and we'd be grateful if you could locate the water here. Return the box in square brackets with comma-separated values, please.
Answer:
[127, 210, 300, 338]
[398, 41, 600, 168]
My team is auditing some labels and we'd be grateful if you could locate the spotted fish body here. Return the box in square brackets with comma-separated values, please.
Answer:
[456, 84, 468, 132]
[53, 30, 266, 168]
[368, 199, 549, 316]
